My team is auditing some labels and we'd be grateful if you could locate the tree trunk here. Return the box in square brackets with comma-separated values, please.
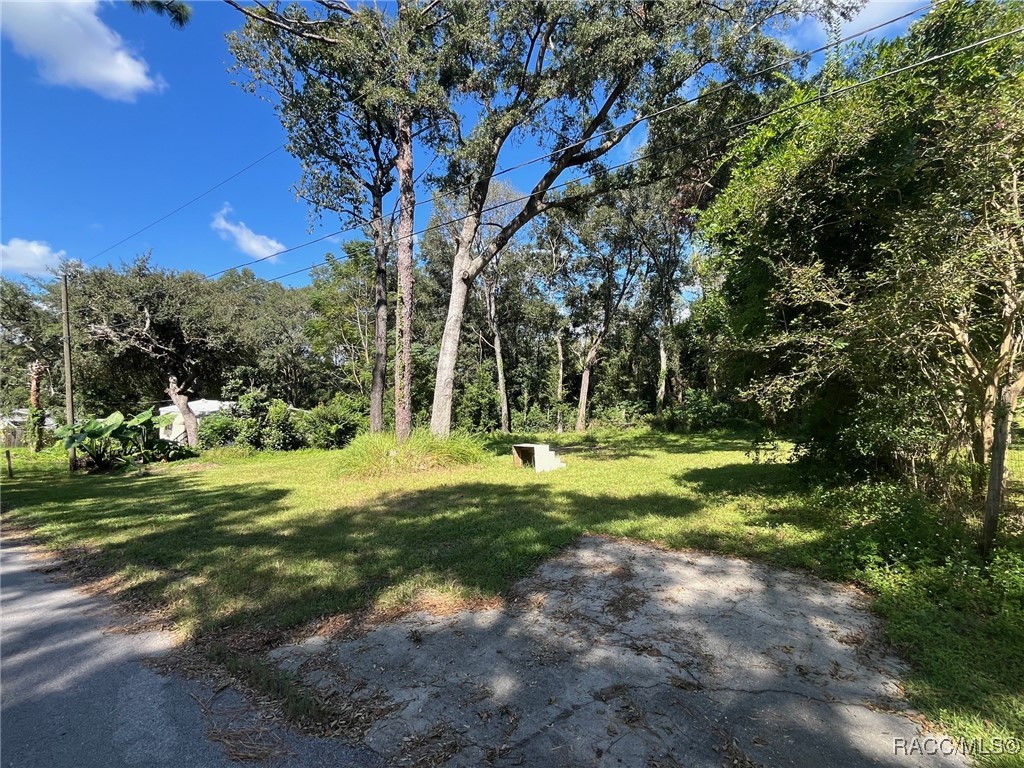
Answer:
[429, 258, 474, 437]
[575, 345, 600, 433]
[484, 275, 509, 433]
[494, 329, 509, 433]
[576, 361, 593, 433]
[981, 385, 1013, 557]
[28, 360, 45, 452]
[555, 331, 565, 434]
[394, 109, 415, 442]
[166, 376, 199, 448]
[28, 361, 42, 410]
[970, 387, 999, 498]
[656, 329, 668, 417]
[369, 198, 389, 434]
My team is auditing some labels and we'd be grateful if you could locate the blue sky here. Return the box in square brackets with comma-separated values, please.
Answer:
[0, 0, 926, 286]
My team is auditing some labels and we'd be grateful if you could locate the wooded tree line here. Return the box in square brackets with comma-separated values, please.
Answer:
[3, 0, 1020, 540]
[0, 182, 699, 439]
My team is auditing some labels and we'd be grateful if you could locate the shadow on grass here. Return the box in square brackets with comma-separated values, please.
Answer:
[3, 449, 1022, 750]
[675, 461, 806, 497]
[2, 455, 818, 640]
[481, 429, 757, 461]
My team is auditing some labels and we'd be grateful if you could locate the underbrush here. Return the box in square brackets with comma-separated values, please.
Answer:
[337, 429, 487, 476]
[813, 482, 1024, 761]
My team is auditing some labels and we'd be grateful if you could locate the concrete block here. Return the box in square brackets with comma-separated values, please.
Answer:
[512, 443, 566, 473]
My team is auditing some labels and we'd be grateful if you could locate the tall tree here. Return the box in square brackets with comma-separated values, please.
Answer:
[72, 256, 246, 447]
[306, 242, 379, 402]
[544, 200, 646, 431]
[228, 1, 462, 439]
[432, 181, 525, 431]
[426, 0, 810, 435]
[617, 184, 691, 415]
[0, 279, 63, 416]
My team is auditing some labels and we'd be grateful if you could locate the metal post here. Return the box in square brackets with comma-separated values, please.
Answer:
[60, 273, 76, 472]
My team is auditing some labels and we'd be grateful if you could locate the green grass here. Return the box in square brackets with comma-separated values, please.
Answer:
[338, 428, 487, 475]
[2, 429, 1022, 763]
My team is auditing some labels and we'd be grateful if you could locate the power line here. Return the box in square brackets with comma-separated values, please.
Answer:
[261, 23, 1023, 284]
[82, 144, 285, 265]
[56, 17, 1019, 320]
[203, 2, 932, 279]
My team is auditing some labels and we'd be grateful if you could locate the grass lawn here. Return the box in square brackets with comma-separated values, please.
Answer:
[3, 428, 1022, 763]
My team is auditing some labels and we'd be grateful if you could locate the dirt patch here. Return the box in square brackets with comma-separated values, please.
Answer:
[264, 536, 967, 768]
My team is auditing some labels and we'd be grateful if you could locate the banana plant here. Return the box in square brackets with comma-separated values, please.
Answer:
[55, 408, 191, 471]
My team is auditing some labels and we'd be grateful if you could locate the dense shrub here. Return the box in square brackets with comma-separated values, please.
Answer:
[197, 411, 239, 449]
[266, 399, 302, 451]
[231, 391, 302, 451]
[200, 393, 366, 452]
[511, 404, 557, 434]
[819, 483, 970, 575]
[590, 401, 650, 430]
[296, 395, 364, 449]
[652, 389, 731, 432]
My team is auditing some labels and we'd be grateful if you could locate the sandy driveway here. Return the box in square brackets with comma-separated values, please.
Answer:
[266, 536, 967, 768]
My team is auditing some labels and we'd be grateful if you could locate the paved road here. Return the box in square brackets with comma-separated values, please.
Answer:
[0, 539, 383, 768]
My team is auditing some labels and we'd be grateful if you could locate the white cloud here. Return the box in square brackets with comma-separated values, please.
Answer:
[1, 1, 165, 102]
[783, 1, 925, 52]
[0, 238, 66, 276]
[211, 205, 286, 262]
[844, 0, 924, 36]
[611, 123, 648, 164]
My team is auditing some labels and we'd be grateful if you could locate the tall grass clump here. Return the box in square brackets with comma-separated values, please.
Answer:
[338, 429, 486, 475]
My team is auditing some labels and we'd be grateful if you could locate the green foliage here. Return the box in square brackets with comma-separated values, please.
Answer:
[2, 258, 345, 422]
[454, 359, 501, 432]
[234, 392, 269, 450]
[266, 399, 302, 451]
[697, 0, 1024, 491]
[206, 391, 364, 453]
[338, 429, 486, 476]
[25, 407, 52, 452]
[128, 0, 192, 29]
[819, 483, 971, 574]
[55, 407, 192, 471]
[590, 401, 650, 430]
[652, 390, 732, 433]
[304, 246, 376, 398]
[0, 280, 63, 415]
[197, 412, 239, 450]
[511, 404, 555, 434]
[295, 394, 365, 450]
[231, 391, 302, 451]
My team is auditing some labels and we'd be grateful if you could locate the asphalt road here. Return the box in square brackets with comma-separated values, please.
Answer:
[0, 539, 383, 768]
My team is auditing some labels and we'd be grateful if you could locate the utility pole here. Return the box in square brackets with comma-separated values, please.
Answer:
[60, 273, 76, 472]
